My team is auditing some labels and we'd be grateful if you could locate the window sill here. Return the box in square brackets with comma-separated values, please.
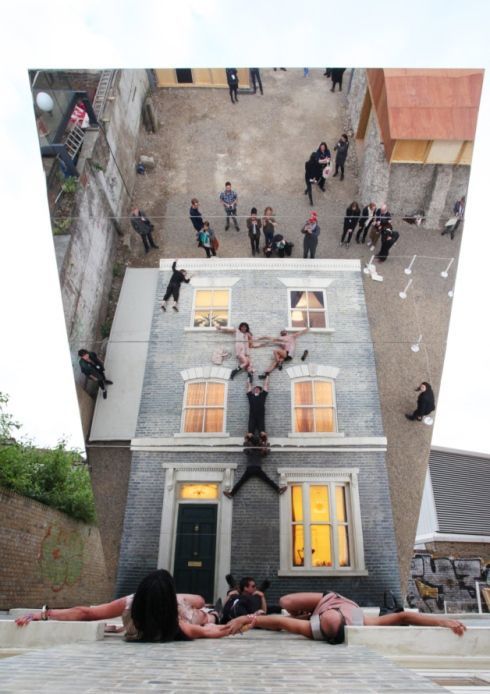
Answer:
[288, 432, 345, 438]
[287, 328, 335, 334]
[174, 433, 230, 438]
[278, 569, 369, 577]
[184, 327, 228, 332]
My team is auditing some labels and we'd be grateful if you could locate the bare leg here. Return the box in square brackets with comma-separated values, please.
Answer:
[279, 593, 323, 615]
[16, 597, 128, 626]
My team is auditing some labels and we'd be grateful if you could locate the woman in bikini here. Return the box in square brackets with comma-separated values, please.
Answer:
[15, 570, 230, 640]
[228, 591, 467, 642]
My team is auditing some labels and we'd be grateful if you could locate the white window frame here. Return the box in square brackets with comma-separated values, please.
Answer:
[180, 379, 228, 435]
[277, 467, 367, 577]
[287, 287, 334, 333]
[290, 376, 339, 436]
[186, 279, 239, 331]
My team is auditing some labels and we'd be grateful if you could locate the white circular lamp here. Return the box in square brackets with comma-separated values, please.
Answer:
[36, 92, 54, 112]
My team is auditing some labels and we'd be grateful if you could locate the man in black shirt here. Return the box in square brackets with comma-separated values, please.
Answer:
[130, 208, 159, 254]
[78, 349, 113, 400]
[189, 198, 204, 236]
[223, 434, 287, 498]
[161, 260, 191, 312]
[405, 382, 435, 422]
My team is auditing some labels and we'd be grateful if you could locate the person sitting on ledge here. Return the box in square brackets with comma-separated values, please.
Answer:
[15, 570, 231, 641]
[227, 591, 467, 642]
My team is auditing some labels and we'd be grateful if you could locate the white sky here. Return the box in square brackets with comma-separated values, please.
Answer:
[0, 0, 488, 453]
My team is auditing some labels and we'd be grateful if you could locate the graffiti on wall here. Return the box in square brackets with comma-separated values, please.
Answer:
[39, 525, 84, 592]
[407, 553, 490, 613]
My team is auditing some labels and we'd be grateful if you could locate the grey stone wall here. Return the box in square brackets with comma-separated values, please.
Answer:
[57, 69, 150, 369]
[346, 68, 367, 133]
[116, 263, 401, 604]
[135, 267, 383, 439]
[116, 447, 401, 605]
[408, 552, 490, 613]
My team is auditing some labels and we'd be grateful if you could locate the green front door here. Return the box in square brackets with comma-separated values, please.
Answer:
[173, 504, 217, 602]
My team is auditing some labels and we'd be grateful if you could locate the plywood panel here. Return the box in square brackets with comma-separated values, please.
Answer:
[457, 141, 473, 165]
[357, 90, 371, 140]
[391, 140, 429, 163]
[155, 69, 177, 87]
[426, 140, 464, 164]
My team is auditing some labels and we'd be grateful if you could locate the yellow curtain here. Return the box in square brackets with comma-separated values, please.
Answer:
[311, 525, 332, 567]
[335, 486, 347, 522]
[194, 290, 212, 308]
[204, 409, 224, 432]
[314, 408, 334, 432]
[184, 409, 204, 432]
[310, 485, 330, 521]
[337, 526, 350, 567]
[206, 382, 224, 406]
[295, 381, 313, 405]
[186, 383, 206, 406]
[314, 381, 332, 405]
[291, 485, 303, 521]
[292, 525, 304, 566]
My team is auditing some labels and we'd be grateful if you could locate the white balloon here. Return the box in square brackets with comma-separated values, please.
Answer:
[36, 92, 54, 112]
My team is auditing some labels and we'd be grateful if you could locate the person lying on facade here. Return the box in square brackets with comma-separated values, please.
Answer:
[258, 327, 309, 378]
[216, 322, 269, 380]
[220, 575, 282, 624]
[223, 433, 287, 498]
[15, 570, 233, 641]
[226, 591, 467, 642]
[161, 260, 192, 312]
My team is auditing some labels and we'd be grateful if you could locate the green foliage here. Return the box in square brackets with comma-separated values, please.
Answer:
[0, 392, 20, 441]
[61, 176, 78, 194]
[0, 393, 96, 524]
[112, 262, 124, 278]
[100, 320, 112, 339]
[52, 217, 72, 235]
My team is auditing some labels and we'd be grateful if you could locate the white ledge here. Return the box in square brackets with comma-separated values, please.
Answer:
[160, 258, 361, 272]
[0, 621, 105, 648]
[278, 569, 368, 577]
[131, 436, 387, 450]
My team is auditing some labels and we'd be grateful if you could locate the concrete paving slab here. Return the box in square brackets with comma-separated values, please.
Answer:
[0, 631, 445, 692]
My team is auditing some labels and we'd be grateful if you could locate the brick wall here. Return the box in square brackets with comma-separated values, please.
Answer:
[0, 488, 112, 609]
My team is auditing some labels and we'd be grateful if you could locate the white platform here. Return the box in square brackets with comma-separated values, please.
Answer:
[0, 620, 105, 648]
[89, 268, 159, 441]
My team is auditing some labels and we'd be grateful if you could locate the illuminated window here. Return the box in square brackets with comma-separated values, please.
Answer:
[193, 289, 230, 328]
[182, 381, 226, 433]
[278, 469, 366, 576]
[179, 483, 219, 500]
[288, 289, 327, 329]
[293, 379, 336, 433]
[291, 483, 350, 569]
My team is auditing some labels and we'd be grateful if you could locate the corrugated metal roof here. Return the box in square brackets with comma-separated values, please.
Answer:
[370, 69, 484, 142]
[429, 449, 490, 535]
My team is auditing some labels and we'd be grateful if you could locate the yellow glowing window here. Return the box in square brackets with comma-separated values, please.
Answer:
[294, 379, 336, 433]
[289, 290, 326, 329]
[290, 482, 351, 569]
[183, 381, 225, 433]
[179, 483, 219, 500]
[193, 289, 230, 328]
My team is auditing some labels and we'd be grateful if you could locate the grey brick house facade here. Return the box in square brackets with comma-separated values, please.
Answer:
[91, 258, 401, 605]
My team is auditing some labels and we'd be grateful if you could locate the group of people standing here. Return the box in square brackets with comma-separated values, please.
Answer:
[340, 201, 399, 262]
[304, 136, 350, 205]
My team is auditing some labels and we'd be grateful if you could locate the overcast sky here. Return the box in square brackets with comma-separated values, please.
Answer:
[0, 0, 488, 454]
